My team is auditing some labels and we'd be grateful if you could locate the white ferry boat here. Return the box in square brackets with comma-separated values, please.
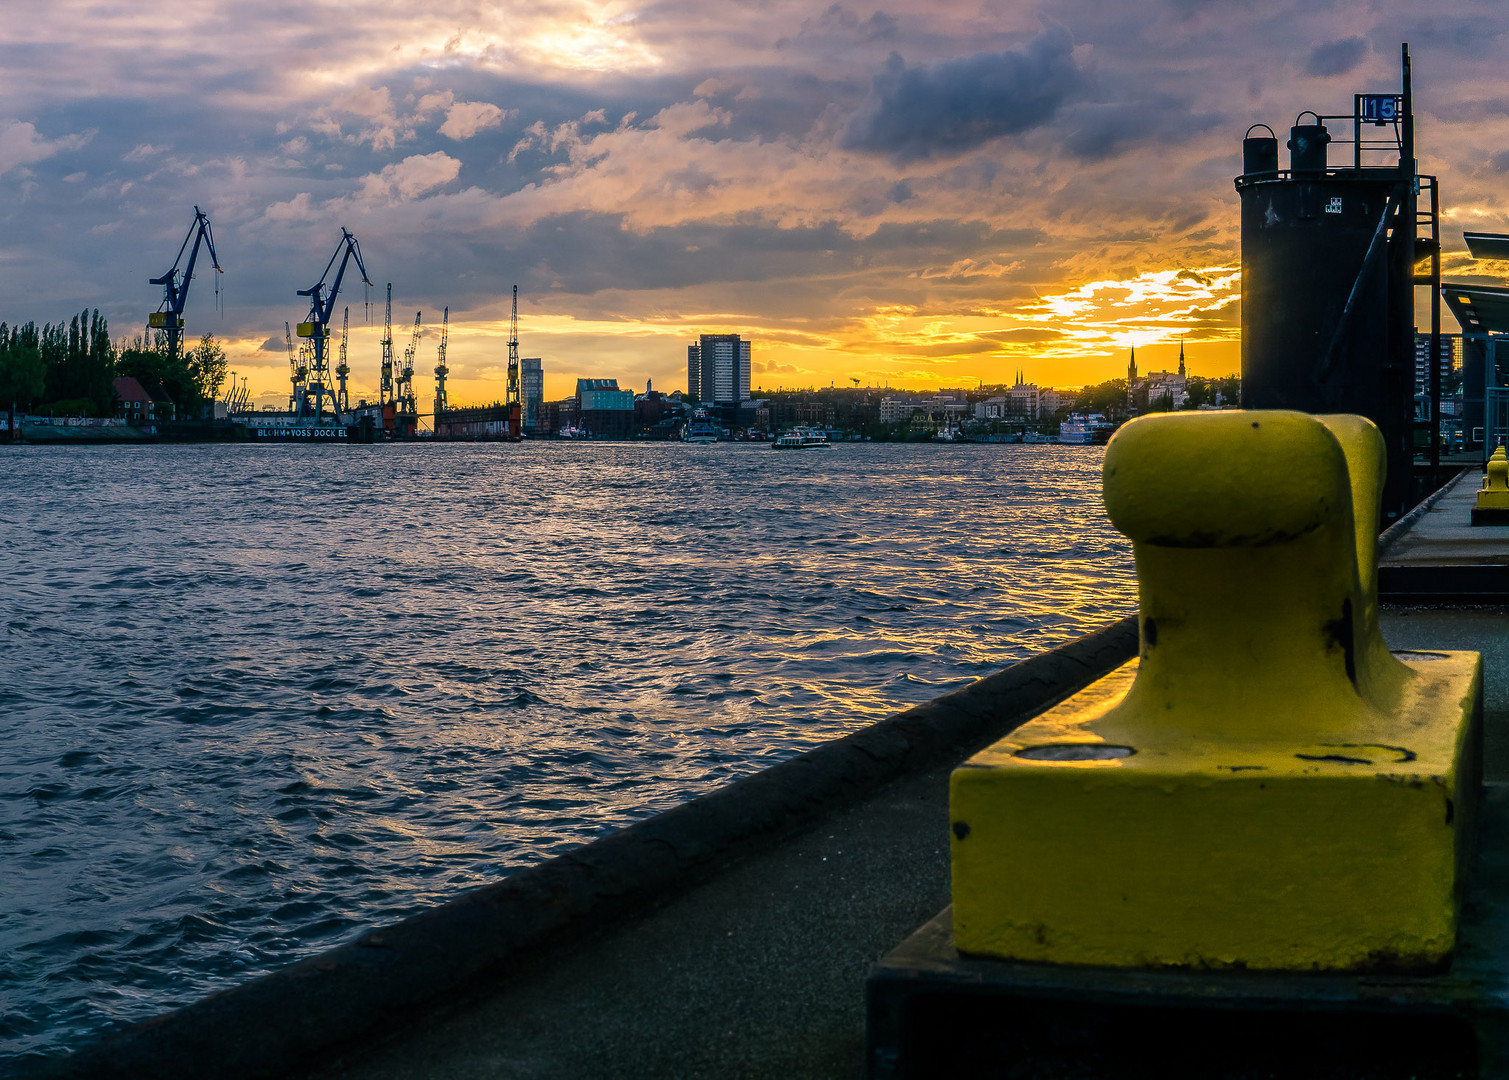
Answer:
[1058, 413, 1115, 445]
[681, 412, 719, 444]
[771, 427, 831, 450]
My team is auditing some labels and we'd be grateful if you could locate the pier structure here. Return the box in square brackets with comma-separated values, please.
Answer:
[1235, 44, 1440, 523]
[1442, 253, 1509, 458]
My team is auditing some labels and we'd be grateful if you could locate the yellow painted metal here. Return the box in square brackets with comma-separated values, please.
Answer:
[295, 321, 327, 339]
[951, 410, 1482, 971]
[1480, 447, 1509, 511]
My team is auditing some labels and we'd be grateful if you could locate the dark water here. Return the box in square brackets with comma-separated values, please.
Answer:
[0, 441, 1134, 1064]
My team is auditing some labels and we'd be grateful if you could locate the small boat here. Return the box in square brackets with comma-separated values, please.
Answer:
[771, 427, 831, 450]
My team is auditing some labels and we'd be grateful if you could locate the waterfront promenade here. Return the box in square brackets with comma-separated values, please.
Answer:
[284, 609, 1508, 1080]
[295, 465, 1509, 1080]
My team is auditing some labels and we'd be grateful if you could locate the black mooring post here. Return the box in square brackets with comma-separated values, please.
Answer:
[1431, 176, 1443, 479]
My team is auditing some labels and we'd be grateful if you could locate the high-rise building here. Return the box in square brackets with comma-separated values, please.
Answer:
[521, 357, 544, 431]
[1412, 333, 1458, 399]
[687, 334, 751, 404]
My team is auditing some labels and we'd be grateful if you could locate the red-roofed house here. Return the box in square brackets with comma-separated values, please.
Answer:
[114, 376, 154, 423]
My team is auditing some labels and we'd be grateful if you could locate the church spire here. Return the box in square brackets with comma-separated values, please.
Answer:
[1128, 347, 1138, 383]
[1178, 337, 1186, 378]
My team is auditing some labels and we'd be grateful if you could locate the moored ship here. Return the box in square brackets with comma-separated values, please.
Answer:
[1057, 413, 1114, 444]
[681, 411, 720, 443]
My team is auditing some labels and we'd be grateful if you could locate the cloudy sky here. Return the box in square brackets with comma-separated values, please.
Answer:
[2, 0, 1506, 408]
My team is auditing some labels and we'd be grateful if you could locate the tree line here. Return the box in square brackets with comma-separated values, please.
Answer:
[0, 310, 227, 420]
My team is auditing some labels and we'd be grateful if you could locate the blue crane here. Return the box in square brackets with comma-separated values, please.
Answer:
[149, 206, 222, 361]
[294, 228, 372, 419]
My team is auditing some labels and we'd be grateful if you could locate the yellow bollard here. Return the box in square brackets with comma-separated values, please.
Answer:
[1477, 446, 1509, 516]
[950, 410, 1481, 971]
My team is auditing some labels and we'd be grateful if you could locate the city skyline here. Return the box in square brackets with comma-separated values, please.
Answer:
[3, 1, 1507, 407]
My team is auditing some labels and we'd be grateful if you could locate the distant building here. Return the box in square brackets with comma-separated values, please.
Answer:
[688, 334, 751, 404]
[1005, 371, 1040, 420]
[521, 358, 544, 432]
[113, 376, 166, 423]
[1040, 388, 1069, 416]
[1413, 333, 1459, 415]
[576, 378, 635, 438]
[1128, 343, 1189, 413]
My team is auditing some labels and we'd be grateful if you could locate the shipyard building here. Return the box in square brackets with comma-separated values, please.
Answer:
[576, 378, 635, 439]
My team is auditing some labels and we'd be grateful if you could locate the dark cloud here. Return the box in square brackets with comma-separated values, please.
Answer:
[1305, 37, 1368, 77]
[511, 212, 1044, 298]
[841, 26, 1085, 160]
[778, 4, 899, 48]
[1061, 98, 1225, 162]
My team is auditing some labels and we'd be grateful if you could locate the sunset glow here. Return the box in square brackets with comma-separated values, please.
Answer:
[2, 1, 1505, 407]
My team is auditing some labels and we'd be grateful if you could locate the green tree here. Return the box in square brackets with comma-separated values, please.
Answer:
[186, 333, 228, 406]
[0, 323, 45, 409]
[40, 309, 114, 415]
[1073, 378, 1129, 420]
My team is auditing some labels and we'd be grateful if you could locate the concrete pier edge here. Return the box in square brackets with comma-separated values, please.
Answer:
[1378, 466, 1472, 557]
[32, 615, 1139, 1080]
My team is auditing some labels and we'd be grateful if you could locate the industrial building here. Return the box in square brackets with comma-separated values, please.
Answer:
[575, 378, 635, 439]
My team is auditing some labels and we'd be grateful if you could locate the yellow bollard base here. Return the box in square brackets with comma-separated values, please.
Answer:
[1477, 489, 1509, 510]
[950, 652, 1482, 972]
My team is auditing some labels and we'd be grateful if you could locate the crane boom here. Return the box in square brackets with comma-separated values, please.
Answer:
[149, 206, 222, 361]
[403, 311, 421, 373]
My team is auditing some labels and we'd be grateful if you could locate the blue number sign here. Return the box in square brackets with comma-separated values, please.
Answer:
[1360, 95, 1401, 124]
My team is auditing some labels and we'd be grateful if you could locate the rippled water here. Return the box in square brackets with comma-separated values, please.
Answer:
[0, 441, 1135, 1064]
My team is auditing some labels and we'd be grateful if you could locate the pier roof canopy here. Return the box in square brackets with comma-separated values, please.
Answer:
[1443, 283, 1509, 337]
[1464, 232, 1509, 262]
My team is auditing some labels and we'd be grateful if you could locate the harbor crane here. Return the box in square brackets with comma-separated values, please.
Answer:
[221, 373, 250, 414]
[285, 321, 308, 411]
[505, 285, 523, 440]
[434, 307, 450, 415]
[395, 310, 421, 437]
[294, 228, 372, 420]
[149, 206, 222, 362]
[506, 285, 520, 406]
[336, 307, 351, 413]
[379, 284, 394, 408]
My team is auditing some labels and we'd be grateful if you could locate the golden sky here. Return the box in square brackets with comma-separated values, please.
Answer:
[2, 1, 1506, 406]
